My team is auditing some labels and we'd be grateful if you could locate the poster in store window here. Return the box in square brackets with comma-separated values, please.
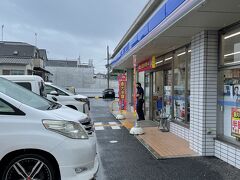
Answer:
[231, 108, 240, 138]
[174, 99, 185, 120]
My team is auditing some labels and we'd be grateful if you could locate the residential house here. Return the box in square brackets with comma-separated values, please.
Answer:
[0, 41, 50, 80]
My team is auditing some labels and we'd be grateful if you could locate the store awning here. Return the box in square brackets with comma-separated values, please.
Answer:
[112, 0, 240, 69]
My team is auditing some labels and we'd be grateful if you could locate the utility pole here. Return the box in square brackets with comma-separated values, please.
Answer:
[1, 25, 4, 41]
[107, 45, 110, 89]
[35, 33, 37, 46]
[77, 55, 81, 67]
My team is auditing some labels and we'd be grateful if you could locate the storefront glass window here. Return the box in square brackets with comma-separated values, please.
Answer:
[145, 73, 150, 119]
[221, 69, 240, 140]
[173, 49, 186, 122]
[138, 71, 145, 89]
[153, 71, 164, 120]
[219, 26, 240, 143]
[164, 70, 172, 116]
[222, 26, 240, 65]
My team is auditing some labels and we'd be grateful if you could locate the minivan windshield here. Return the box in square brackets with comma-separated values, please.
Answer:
[50, 84, 75, 96]
[0, 78, 60, 110]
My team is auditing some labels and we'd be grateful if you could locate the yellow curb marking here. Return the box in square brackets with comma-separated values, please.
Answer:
[121, 121, 134, 129]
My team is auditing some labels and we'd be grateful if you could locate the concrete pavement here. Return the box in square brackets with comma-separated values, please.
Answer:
[90, 99, 240, 180]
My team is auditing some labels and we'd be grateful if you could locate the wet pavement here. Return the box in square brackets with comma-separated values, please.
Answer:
[90, 99, 240, 180]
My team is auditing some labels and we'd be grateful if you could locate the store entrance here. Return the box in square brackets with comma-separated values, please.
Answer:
[152, 71, 163, 120]
[144, 73, 151, 120]
[163, 69, 172, 116]
[152, 68, 172, 120]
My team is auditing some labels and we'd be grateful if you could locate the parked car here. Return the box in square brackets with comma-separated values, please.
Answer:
[0, 77, 98, 180]
[65, 86, 76, 94]
[1, 75, 92, 130]
[0, 75, 46, 97]
[45, 82, 90, 112]
[102, 88, 115, 99]
[0, 76, 90, 114]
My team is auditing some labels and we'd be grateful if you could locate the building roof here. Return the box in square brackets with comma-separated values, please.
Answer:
[46, 60, 78, 67]
[0, 57, 32, 65]
[33, 67, 52, 74]
[111, 0, 240, 69]
[112, 0, 163, 57]
[0, 41, 37, 58]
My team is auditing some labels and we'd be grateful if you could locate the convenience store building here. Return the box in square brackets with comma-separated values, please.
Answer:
[111, 0, 240, 169]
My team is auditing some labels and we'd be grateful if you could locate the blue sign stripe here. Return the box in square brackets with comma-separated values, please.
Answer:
[173, 96, 185, 101]
[166, 0, 185, 16]
[130, 35, 139, 48]
[111, 0, 186, 66]
[149, 5, 166, 32]
[218, 100, 240, 107]
[138, 23, 149, 41]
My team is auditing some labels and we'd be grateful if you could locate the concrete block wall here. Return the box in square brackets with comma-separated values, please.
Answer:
[215, 140, 240, 169]
[170, 122, 190, 141]
[189, 30, 218, 156]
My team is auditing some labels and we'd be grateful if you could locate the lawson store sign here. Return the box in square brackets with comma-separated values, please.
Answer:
[111, 0, 186, 65]
[138, 56, 156, 72]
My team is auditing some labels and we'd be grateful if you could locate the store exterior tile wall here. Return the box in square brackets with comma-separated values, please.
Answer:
[215, 140, 240, 169]
[170, 122, 190, 141]
[189, 30, 218, 156]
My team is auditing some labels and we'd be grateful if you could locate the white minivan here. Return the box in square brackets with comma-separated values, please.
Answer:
[0, 77, 98, 180]
[0, 75, 46, 97]
[0, 76, 89, 115]
[45, 82, 90, 113]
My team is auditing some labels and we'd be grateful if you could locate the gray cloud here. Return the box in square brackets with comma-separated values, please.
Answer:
[0, 0, 148, 73]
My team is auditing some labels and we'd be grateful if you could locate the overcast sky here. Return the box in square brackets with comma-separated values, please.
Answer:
[0, 0, 148, 73]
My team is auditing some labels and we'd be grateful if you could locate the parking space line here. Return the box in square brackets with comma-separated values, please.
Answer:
[94, 122, 122, 130]
[109, 122, 118, 125]
[111, 126, 121, 130]
[95, 126, 104, 130]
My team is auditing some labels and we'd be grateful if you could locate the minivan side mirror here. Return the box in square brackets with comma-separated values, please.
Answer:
[50, 91, 59, 96]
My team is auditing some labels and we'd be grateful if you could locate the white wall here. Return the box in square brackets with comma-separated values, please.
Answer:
[46, 66, 118, 93]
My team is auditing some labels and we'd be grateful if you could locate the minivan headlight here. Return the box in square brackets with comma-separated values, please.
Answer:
[42, 120, 89, 139]
[74, 98, 87, 102]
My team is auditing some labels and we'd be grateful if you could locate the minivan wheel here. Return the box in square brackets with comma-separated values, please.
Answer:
[2, 154, 55, 180]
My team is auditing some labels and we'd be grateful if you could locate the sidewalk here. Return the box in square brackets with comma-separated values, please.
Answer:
[111, 109, 197, 159]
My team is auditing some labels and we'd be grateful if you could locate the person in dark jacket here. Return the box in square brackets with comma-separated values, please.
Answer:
[136, 82, 145, 121]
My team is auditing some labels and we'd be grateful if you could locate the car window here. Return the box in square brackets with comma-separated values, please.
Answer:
[45, 84, 56, 94]
[0, 78, 53, 110]
[56, 89, 68, 96]
[39, 81, 46, 97]
[52, 84, 74, 95]
[0, 99, 15, 114]
[45, 84, 69, 96]
[16, 82, 32, 91]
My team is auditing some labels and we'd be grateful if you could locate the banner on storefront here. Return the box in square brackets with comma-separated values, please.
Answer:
[231, 108, 240, 138]
[118, 74, 127, 111]
[133, 55, 137, 115]
[138, 56, 156, 72]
